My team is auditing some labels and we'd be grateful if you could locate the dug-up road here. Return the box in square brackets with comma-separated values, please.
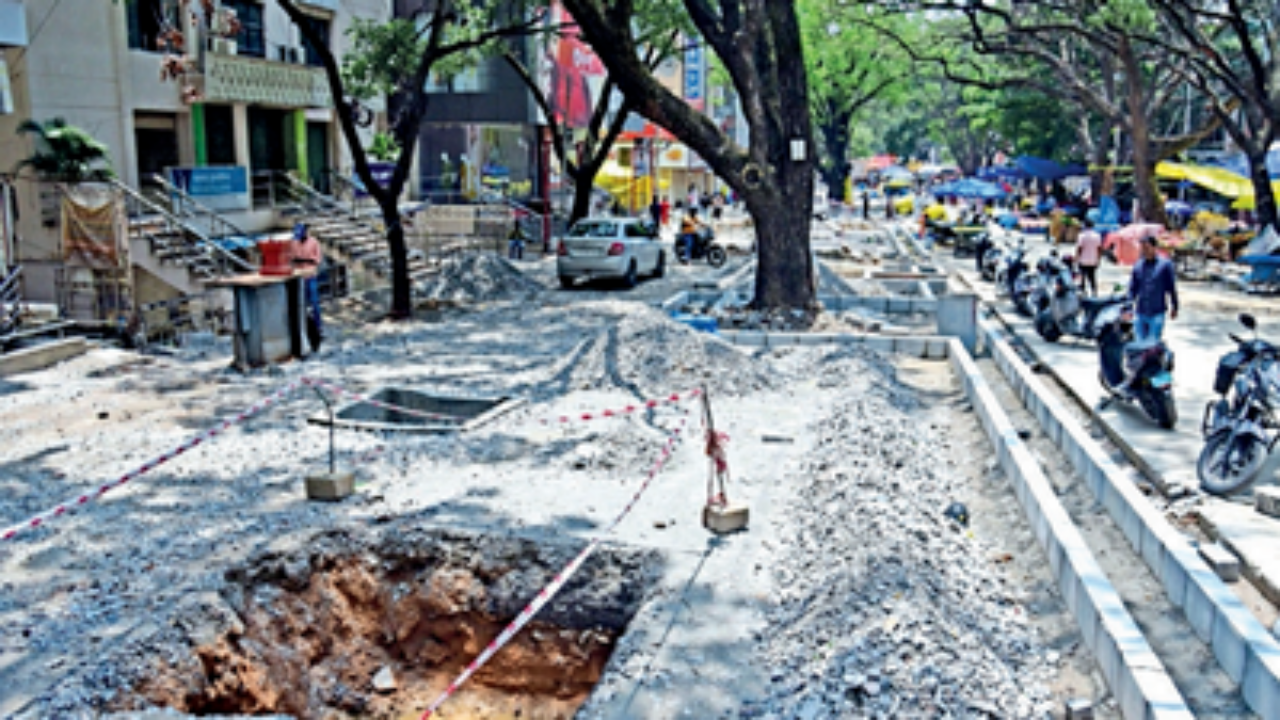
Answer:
[0, 250, 1225, 719]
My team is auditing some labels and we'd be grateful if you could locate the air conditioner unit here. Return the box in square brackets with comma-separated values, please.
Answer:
[211, 38, 237, 55]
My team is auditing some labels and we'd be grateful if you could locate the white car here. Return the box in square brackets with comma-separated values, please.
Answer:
[556, 217, 666, 289]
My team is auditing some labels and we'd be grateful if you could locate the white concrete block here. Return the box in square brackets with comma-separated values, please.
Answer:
[1199, 543, 1242, 583]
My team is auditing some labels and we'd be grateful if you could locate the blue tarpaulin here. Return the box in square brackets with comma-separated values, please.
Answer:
[977, 166, 1028, 182]
[1212, 151, 1280, 180]
[214, 236, 258, 252]
[1015, 156, 1088, 181]
[932, 178, 1007, 199]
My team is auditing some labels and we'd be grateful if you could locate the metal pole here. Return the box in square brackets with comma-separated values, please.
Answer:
[309, 385, 336, 474]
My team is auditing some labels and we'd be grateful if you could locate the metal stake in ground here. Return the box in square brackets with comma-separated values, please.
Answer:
[701, 385, 749, 534]
[304, 385, 356, 501]
[310, 385, 337, 475]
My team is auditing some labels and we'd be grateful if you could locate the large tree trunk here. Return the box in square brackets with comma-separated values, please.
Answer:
[380, 197, 412, 318]
[570, 172, 593, 225]
[1130, 116, 1165, 226]
[749, 188, 814, 308]
[818, 110, 852, 203]
[1247, 148, 1278, 229]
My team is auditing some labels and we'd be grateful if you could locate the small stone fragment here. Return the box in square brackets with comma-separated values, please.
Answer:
[372, 666, 397, 693]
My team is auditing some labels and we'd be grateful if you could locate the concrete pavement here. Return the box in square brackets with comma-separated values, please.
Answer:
[943, 245, 1280, 616]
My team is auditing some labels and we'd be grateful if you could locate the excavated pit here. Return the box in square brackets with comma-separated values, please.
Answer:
[118, 526, 658, 719]
[310, 387, 524, 433]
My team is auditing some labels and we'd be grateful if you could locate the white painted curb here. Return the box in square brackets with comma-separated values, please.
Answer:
[980, 321, 1280, 719]
[949, 337, 1194, 720]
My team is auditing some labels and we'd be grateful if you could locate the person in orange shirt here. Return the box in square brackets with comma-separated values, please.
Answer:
[292, 222, 323, 348]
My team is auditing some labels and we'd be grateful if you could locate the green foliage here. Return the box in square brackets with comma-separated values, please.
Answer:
[1089, 0, 1156, 33]
[13, 118, 115, 182]
[341, 19, 428, 101]
[368, 132, 400, 162]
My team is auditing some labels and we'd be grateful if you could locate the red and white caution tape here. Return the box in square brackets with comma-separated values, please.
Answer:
[537, 389, 702, 426]
[419, 413, 691, 718]
[1, 378, 698, 544]
[1, 380, 304, 543]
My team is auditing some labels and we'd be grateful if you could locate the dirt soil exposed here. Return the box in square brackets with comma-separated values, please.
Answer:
[112, 526, 657, 720]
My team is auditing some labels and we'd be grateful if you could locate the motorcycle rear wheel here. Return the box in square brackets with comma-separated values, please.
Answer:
[1198, 430, 1267, 496]
[707, 245, 727, 268]
[1138, 388, 1178, 429]
[1035, 309, 1062, 342]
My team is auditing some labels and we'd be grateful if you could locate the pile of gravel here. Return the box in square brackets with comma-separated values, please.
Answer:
[414, 254, 545, 304]
[560, 307, 777, 397]
[750, 354, 1055, 718]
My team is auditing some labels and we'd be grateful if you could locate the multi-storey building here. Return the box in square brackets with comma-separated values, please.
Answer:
[0, 0, 385, 310]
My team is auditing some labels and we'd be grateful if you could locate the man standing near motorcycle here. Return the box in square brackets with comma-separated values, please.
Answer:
[1128, 236, 1179, 342]
[1075, 219, 1102, 296]
[679, 207, 703, 264]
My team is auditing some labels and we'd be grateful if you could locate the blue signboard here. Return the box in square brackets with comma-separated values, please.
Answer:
[684, 40, 704, 110]
[168, 166, 250, 211]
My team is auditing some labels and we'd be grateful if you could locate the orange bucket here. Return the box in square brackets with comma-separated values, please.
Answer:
[258, 238, 294, 276]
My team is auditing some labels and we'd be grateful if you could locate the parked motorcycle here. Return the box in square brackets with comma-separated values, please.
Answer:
[1018, 254, 1069, 317]
[1035, 276, 1127, 343]
[1197, 313, 1280, 495]
[678, 226, 727, 268]
[1097, 302, 1178, 429]
[981, 236, 1012, 282]
[996, 240, 1029, 298]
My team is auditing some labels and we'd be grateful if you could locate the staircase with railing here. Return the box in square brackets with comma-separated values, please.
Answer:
[144, 173, 250, 242]
[112, 179, 256, 298]
[276, 172, 437, 284]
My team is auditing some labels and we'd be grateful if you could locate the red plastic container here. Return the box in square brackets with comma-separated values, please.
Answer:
[258, 239, 294, 276]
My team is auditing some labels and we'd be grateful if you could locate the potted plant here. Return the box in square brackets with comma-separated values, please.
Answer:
[13, 117, 115, 227]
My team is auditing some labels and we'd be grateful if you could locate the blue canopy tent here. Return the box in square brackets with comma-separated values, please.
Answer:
[976, 166, 1029, 182]
[936, 178, 1007, 200]
[1212, 150, 1280, 180]
[1015, 156, 1088, 181]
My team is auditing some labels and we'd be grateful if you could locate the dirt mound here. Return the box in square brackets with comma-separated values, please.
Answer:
[415, 254, 545, 304]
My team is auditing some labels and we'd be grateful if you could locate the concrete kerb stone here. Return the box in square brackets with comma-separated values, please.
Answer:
[0, 337, 90, 377]
[979, 321, 1280, 714]
[947, 338, 1194, 720]
[714, 330, 952, 359]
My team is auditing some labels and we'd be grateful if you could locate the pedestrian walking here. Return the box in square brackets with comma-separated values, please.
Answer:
[1075, 219, 1102, 296]
[659, 195, 671, 226]
[291, 222, 324, 350]
[507, 219, 526, 260]
[649, 195, 662, 230]
[1128, 236, 1178, 342]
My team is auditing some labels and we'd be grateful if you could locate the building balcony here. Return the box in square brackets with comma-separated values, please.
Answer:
[202, 52, 331, 109]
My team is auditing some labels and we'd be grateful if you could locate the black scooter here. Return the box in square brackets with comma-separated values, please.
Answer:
[677, 226, 727, 268]
[1098, 303, 1178, 429]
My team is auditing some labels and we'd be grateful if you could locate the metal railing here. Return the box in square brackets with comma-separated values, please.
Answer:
[145, 173, 248, 241]
[112, 179, 256, 276]
[1, 264, 22, 336]
[251, 170, 297, 211]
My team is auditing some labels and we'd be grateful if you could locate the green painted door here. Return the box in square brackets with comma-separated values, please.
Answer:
[307, 122, 330, 193]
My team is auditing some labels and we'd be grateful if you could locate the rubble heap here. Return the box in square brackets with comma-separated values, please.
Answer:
[415, 254, 545, 304]
[751, 352, 1055, 718]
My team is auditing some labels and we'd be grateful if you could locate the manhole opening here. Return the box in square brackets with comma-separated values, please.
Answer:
[118, 528, 657, 719]
[313, 388, 523, 433]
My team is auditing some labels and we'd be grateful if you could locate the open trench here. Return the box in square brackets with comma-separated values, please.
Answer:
[109, 527, 659, 720]
[972, 355, 1253, 716]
